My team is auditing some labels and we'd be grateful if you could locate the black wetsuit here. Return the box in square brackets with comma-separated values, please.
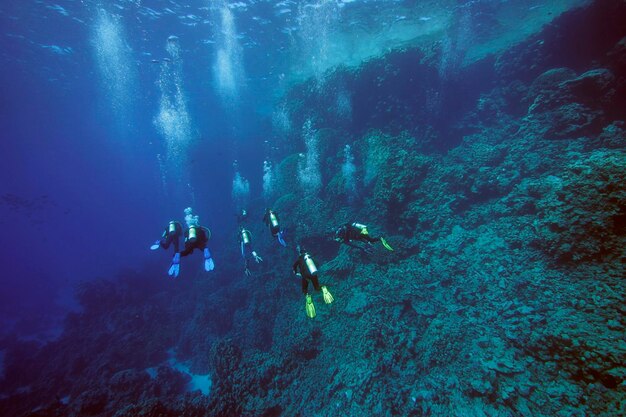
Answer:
[239, 228, 258, 272]
[336, 222, 381, 246]
[239, 229, 254, 257]
[236, 210, 248, 225]
[263, 209, 281, 236]
[160, 221, 182, 252]
[293, 252, 321, 294]
[181, 226, 210, 257]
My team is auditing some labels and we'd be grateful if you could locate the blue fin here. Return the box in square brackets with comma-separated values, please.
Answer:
[168, 253, 180, 277]
[168, 263, 180, 277]
[204, 248, 214, 271]
[205, 258, 215, 271]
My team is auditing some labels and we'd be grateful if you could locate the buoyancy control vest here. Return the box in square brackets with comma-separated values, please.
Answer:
[352, 222, 369, 235]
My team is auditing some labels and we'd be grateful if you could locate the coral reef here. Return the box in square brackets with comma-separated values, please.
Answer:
[1, 1, 625, 416]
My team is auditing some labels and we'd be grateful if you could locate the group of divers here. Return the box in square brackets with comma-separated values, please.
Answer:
[151, 207, 393, 319]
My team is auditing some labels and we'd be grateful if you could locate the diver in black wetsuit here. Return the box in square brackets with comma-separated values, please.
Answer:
[150, 220, 183, 277]
[152, 221, 182, 252]
[181, 223, 215, 273]
[333, 222, 393, 252]
[236, 208, 248, 224]
[293, 245, 333, 319]
[239, 226, 262, 277]
[262, 208, 287, 246]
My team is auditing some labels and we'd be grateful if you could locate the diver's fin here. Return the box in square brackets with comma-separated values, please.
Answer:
[380, 237, 394, 251]
[204, 248, 215, 271]
[168, 252, 181, 277]
[168, 263, 180, 277]
[305, 294, 316, 319]
[321, 286, 334, 304]
[150, 240, 161, 250]
[205, 258, 215, 271]
[277, 232, 287, 247]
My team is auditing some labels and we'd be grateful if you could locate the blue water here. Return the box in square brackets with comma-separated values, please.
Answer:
[0, 0, 591, 341]
[2, 0, 624, 416]
[1, 0, 275, 339]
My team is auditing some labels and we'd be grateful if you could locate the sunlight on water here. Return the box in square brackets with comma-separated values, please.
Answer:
[296, 0, 341, 87]
[213, 4, 245, 105]
[91, 8, 137, 133]
[154, 36, 193, 195]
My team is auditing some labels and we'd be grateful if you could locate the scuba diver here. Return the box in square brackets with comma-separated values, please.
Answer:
[150, 220, 183, 277]
[180, 207, 215, 273]
[333, 222, 394, 252]
[239, 226, 263, 277]
[293, 245, 334, 319]
[262, 208, 287, 247]
[236, 208, 248, 224]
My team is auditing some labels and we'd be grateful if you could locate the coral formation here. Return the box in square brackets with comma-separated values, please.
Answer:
[1, 1, 625, 416]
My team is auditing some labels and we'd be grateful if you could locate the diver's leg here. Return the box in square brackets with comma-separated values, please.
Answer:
[311, 275, 321, 292]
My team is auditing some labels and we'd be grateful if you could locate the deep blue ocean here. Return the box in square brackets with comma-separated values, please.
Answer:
[0, 0, 277, 339]
[1, 0, 625, 416]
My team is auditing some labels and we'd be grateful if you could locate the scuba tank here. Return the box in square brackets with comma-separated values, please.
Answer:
[303, 253, 318, 275]
[269, 211, 279, 228]
[168, 221, 178, 234]
[352, 222, 369, 235]
[241, 229, 251, 244]
[188, 226, 198, 241]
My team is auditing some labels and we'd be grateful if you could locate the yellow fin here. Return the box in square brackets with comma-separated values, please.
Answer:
[322, 286, 334, 304]
[305, 294, 316, 318]
[381, 237, 394, 251]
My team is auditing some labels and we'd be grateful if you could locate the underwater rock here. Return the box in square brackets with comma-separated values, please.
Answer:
[544, 102, 603, 139]
[594, 121, 626, 149]
[522, 67, 619, 139]
[524, 67, 578, 106]
[74, 389, 108, 415]
[211, 340, 242, 380]
[154, 365, 190, 397]
[561, 68, 616, 104]
[322, 246, 356, 278]
[108, 368, 151, 394]
[531, 149, 626, 263]
[608, 36, 626, 70]
[344, 292, 369, 316]
[360, 130, 432, 225]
